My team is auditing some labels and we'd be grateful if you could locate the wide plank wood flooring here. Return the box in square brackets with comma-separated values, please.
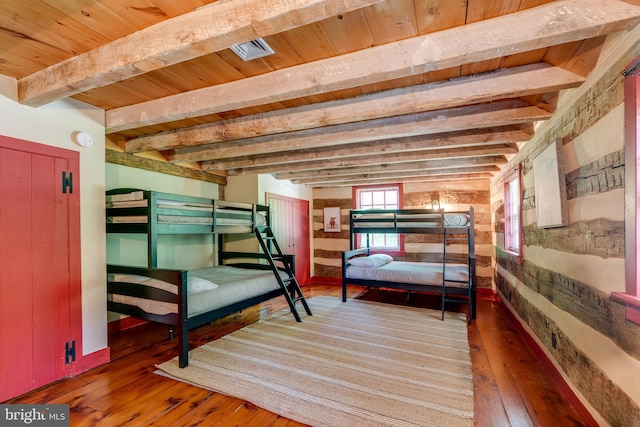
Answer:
[6, 284, 594, 426]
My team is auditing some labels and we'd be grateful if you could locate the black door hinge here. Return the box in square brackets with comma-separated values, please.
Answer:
[62, 171, 73, 194]
[65, 340, 76, 364]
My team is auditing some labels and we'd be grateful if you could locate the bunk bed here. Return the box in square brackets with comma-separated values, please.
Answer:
[342, 207, 476, 322]
[106, 189, 310, 367]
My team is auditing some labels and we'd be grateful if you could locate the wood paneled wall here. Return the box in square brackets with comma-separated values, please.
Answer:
[312, 181, 492, 288]
[490, 32, 640, 426]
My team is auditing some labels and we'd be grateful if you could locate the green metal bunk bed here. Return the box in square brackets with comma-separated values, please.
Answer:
[106, 188, 311, 367]
[341, 207, 476, 323]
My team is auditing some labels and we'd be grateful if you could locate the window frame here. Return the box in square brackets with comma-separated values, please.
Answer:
[503, 165, 523, 264]
[352, 183, 405, 256]
[614, 55, 640, 324]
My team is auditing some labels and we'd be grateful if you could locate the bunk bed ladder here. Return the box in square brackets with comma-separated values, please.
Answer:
[441, 227, 473, 324]
[255, 226, 312, 322]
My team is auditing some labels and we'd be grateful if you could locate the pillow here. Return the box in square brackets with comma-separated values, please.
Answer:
[108, 273, 177, 294]
[108, 273, 218, 295]
[187, 276, 218, 294]
[444, 213, 470, 227]
[348, 253, 393, 268]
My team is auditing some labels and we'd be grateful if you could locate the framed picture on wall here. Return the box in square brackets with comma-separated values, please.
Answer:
[323, 207, 341, 232]
[532, 138, 568, 228]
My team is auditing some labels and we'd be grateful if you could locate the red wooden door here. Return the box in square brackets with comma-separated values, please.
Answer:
[0, 135, 82, 401]
[291, 199, 310, 285]
[266, 194, 310, 285]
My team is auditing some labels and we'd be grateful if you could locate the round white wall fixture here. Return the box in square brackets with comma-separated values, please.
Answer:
[73, 131, 94, 147]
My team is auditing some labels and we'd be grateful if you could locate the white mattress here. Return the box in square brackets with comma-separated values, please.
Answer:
[215, 210, 267, 226]
[157, 200, 213, 212]
[106, 211, 266, 227]
[346, 261, 469, 288]
[110, 266, 285, 317]
[352, 213, 470, 228]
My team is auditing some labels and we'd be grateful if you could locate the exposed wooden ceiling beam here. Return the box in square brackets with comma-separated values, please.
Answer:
[167, 101, 547, 163]
[18, 0, 384, 107]
[105, 0, 640, 133]
[307, 174, 496, 187]
[206, 125, 528, 171]
[124, 63, 582, 152]
[290, 165, 500, 186]
[225, 143, 520, 175]
[105, 149, 226, 185]
[275, 155, 508, 181]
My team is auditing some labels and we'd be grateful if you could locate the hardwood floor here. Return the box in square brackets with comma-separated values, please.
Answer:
[6, 284, 594, 426]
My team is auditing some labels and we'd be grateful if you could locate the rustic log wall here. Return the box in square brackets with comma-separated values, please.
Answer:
[490, 30, 640, 425]
[312, 181, 492, 288]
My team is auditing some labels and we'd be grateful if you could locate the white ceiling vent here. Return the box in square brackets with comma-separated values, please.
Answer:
[230, 38, 275, 61]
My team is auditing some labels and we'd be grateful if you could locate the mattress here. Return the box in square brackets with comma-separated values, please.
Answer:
[106, 208, 267, 227]
[109, 266, 285, 317]
[157, 199, 213, 212]
[352, 213, 470, 228]
[346, 261, 469, 288]
[215, 209, 267, 226]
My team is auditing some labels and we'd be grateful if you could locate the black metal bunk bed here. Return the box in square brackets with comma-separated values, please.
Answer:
[341, 207, 476, 322]
[106, 188, 311, 367]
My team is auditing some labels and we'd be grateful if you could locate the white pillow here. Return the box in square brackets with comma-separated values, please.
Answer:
[444, 213, 470, 226]
[187, 276, 218, 294]
[108, 273, 177, 294]
[348, 253, 393, 268]
[108, 273, 218, 295]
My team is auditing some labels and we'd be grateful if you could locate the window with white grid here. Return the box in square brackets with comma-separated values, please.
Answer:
[354, 184, 402, 251]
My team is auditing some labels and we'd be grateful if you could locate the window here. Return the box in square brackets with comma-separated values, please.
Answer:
[353, 184, 404, 253]
[503, 167, 522, 257]
[614, 55, 640, 324]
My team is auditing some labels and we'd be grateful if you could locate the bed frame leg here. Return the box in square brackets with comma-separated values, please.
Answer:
[471, 292, 477, 320]
[178, 327, 189, 368]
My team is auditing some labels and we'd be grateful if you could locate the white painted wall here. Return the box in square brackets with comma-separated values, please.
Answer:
[105, 163, 220, 271]
[225, 174, 314, 271]
[223, 174, 258, 204]
[258, 174, 313, 204]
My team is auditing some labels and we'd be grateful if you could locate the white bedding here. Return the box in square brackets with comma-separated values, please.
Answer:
[352, 213, 470, 228]
[346, 261, 469, 288]
[106, 210, 267, 227]
[215, 209, 267, 226]
[106, 192, 268, 227]
[109, 266, 285, 317]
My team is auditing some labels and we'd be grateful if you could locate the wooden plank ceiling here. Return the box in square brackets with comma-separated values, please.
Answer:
[2, 0, 640, 187]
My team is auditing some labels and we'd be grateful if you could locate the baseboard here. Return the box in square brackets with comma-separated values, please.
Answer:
[76, 346, 110, 374]
[108, 316, 148, 335]
[310, 276, 341, 286]
[495, 292, 600, 427]
[312, 276, 495, 296]
[476, 287, 495, 299]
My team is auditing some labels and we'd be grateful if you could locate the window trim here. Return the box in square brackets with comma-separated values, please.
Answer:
[614, 55, 640, 324]
[503, 165, 523, 264]
[352, 183, 405, 256]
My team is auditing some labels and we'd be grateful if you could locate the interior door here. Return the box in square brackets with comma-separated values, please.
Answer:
[291, 199, 310, 285]
[0, 135, 82, 401]
[266, 193, 310, 285]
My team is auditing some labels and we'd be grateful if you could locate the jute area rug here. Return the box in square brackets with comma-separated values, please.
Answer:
[157, 296, 474, 427]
